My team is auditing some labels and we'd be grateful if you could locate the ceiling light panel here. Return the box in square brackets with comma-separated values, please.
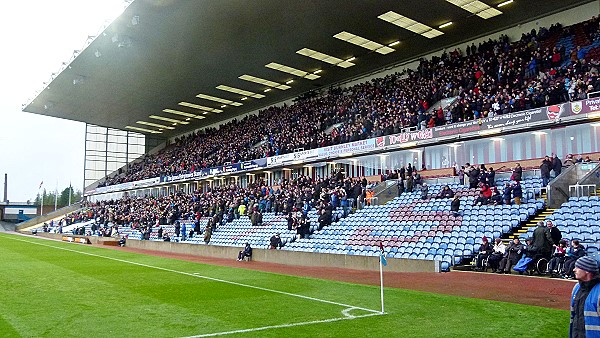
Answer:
[136, 121, 175, 129]
[149, 115, 189, 124]
[125, 126, 162, 134]
[195, 93, 242, 106]
[333, 31, 394, 54]
[216, 85, 265, 99]
[162, 108, 205, 119]
[239, 74, 291, 90]
[446, 0, 502, 19]
[265, 62, 321, 80]
[296, 48, 355, 68]
[178, 102, 223, 113]
[377, 11, 444, 39]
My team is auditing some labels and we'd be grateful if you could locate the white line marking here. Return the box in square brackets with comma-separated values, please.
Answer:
[182, 312, 383, 338]
[2, 235, 381, 315]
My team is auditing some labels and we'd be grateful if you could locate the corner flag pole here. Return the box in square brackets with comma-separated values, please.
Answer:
[379, 241, 386, 314]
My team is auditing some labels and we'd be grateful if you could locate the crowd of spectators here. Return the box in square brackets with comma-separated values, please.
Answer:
[87, 171, 369, 242]
[97, 17, 600, 187]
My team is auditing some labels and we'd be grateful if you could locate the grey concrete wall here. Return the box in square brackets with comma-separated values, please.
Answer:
[23, 232, 438, 272]
[127, 239, 437, 273]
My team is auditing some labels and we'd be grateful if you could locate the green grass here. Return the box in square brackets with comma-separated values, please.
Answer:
[0, 233, 568, 337]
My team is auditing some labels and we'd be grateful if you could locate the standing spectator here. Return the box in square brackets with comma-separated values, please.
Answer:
[569, 256, 600, 338]
[540, 156, 552, 187]
[450, 194, 461, 217]
[498, 238, 524, 274]
[502, 183, 512, 205]
[512, 181, 523, 205]
[420, 183, 429, 200]
[552, 153, 563, 178]
[487, 167, 496, 187]
[203, 224, 212, 244]
[511, 163, 523, 182]
[406, 175, 414, 193]
[547, 220, 562, 246]
[458, 166, 465, 186]
[532, 221, 553, 259]
[468, 164, 480, 189]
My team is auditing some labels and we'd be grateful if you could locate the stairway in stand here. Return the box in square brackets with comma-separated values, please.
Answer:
[503, 190, 552, 243]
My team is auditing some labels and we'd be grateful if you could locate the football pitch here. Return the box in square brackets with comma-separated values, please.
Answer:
[0, 233, 568, 337]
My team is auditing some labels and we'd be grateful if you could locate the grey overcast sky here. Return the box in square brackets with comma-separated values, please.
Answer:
[0, 0, 127, 202]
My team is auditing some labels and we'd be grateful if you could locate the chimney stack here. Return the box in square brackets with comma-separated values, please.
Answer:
[3, 173, 7, 203]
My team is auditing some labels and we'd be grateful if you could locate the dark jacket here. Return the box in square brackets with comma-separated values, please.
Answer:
[540, 160, 551, 178]
[505, 242, 524, 261]
[532, 225, 553, 254]
[450, 197, 460, 212]
[549, 227, 562, 246]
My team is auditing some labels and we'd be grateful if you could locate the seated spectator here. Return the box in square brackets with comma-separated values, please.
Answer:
[269, 233, 282, 249]
[498, 238, 524, 273]
[237, 242, 252, 261]
[475, 236, 492, 271]
[436, 185, 454, 198]
[562, 240, 587, 279]
[250, 209, 263, 226]
[118, 236, 127, 247]
[548, 239, 568, 277]
[163, 232, 171, 242]
[480, 182, 492, 199]
[488, 238, 506, 273]
[450, 194, 461, 217]
[489, 187, 503, 205]
[472, 192, 489, 206]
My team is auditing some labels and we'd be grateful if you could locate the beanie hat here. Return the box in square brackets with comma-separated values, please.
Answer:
[482, 236, 488, 242]
[575, 256, 599, 273]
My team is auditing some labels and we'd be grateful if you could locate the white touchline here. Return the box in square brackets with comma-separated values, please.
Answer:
[182, 312, 383, 338]
[4, 235, 382, 316]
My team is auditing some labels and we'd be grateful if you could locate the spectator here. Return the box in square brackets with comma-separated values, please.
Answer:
[118, 236, 126, 247]
[498, 238, 524, 274]
[436, 185, 454, 199]
[468, 164, 480, 189]
[502, 183, 512, 205]
[569, 256, 600, 338]
[511, 163, 523, 182]
[420, 183, 429, 200]
[488, 238, 506, 273]
[540, 156, 552, 186]
[563, 240, 587, 279]
[487, 167, 496, 186]
[475, 236, 492, 271]
[450, 194, 461, 217]
[552, 153, 563, 177]
[204, 224, 212, 244]
[489, 187, 503, 205]
[548, 239, 568, 277]
[532, 221, 553, 259]
[237, 242, 252, 261]
[269, 233, 282, 249]
[512, 181, 523, 205]
[547, 220, 562, 246]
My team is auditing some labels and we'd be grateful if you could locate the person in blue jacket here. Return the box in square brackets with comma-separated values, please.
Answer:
[570, 256, 600, 338]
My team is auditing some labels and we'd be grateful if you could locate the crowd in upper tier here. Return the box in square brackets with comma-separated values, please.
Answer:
[99, 17, 600, 187]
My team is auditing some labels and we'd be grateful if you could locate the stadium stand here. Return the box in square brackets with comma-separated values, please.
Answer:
[98, 16, 600, 187]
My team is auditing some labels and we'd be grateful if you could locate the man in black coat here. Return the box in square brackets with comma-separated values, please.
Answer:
[540, 156, 552, 186]
[450, 195, 460, 217]
[552, 153, 562, 178]
[532, 221, 553, 259]
[546, 220, 562, 246]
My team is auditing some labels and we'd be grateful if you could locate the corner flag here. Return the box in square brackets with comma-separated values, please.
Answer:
[379, 242, 387, 266]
